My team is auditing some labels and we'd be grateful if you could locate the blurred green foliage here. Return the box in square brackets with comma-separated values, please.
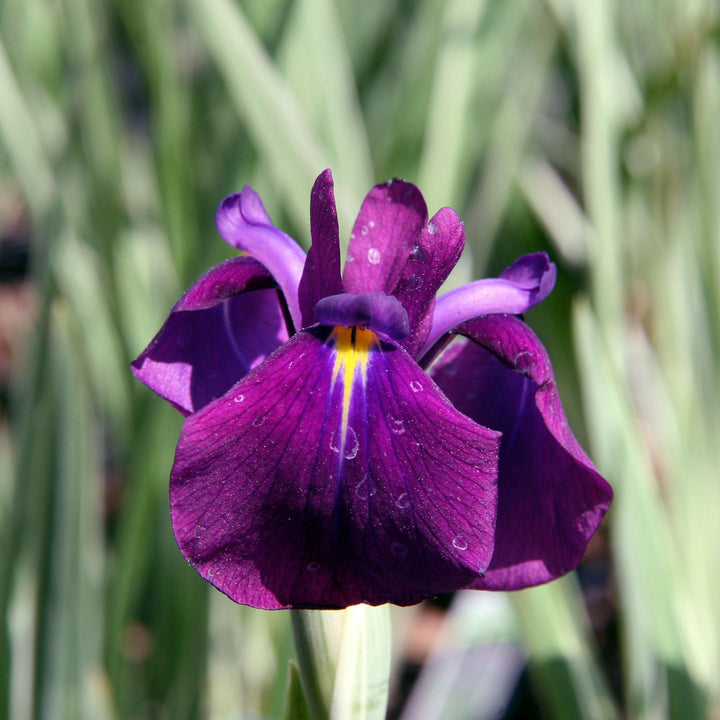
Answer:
[1, 0, 719, 718]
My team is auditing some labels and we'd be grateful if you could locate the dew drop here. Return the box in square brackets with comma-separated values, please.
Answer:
[367, 247, 381, 264]
[355, 476, 377, 499]
[361, 225, 369, 235]
[410, 245, 426, 262]
[514, 351, 535, 376]
[410, 380, 423, 393]
[346, 253, 355, 263]
[406, 274, 423, 291]
[233, 394, 245, 403]
[368, 220, 375, 228]
[389, 416, 405, 434]
[395, 493, 410, 509]
[306, 561, 321, 573]
[427, 221, 438, 235]
[252, 415, 266, 428]
[452, 535, 468, 551]
[330, 430, 341, 454]
[344, 428, 359, 459]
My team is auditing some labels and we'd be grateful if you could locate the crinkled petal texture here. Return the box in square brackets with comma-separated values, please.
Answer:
[131, 257, 288, 415]
[430, 314, 613, 590]
[170, 327, 501, 609]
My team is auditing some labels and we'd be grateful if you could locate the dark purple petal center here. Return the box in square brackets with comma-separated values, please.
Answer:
[313, 292, 410, 341]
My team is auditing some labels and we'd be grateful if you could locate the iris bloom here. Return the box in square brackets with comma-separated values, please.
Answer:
[132, 170, 612, 609]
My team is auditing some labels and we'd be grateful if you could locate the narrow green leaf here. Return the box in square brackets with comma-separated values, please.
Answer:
[283, 661, 312, 720]
[188, 0, 330, 234]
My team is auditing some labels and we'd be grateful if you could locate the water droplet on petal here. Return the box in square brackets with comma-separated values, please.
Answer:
[410, 380, 423, 393]
[367, 247, 381, 264]
[346, 253, 355, 263]
[344, 427, 359, 459]
[361, 225, 369, 235]
[427, 221, 438, 235]
[355, 476, 377, 499]
[452, 535, 468, 551]
[514, 351, 535, 376]
[389, 416, 405, 434]
[330, 430, 341, 453]
[368, 220, 375, 228]
[406, 274, 423, 291]
[410, 245, 426, 262]
[233, 394, 245, 403]
[306, 561, 321, 572]
[252, 415, 266, 428]
[395, 493, 410, 509]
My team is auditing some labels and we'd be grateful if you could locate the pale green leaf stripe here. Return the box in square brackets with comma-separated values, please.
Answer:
[329, 604, 390, 720]
[0, 36, 55, 218]
[418, 0, 489, 211]
[188, 0, 331, 235]
[277, 0, 372, 238]
[574, 300, 709, 719]
[513, 578, 621, 720]
[291, 609, 345, 720]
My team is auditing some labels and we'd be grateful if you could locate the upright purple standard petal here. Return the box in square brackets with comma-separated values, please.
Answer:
[131, 257, 287, 415]
[393, 207, 465, 358]
[420, 253, 557, 359]
[170, 328, 501, 609]
[430, 314, 613, 589]
[343, 179, 428, 295]
[298, 170, 344, 327]
[216, 186, 306, 332]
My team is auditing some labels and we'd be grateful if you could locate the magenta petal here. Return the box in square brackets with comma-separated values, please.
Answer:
[216, 186, 306, 332]
[298, 170, 344, 328]
[343, 179, 428, 295]
[420, 253, 557, 359]
[170, 329, 500, 609]
[393, 207, 465, 358]
[131, 257, 287, 415]
[430, 314, 612, 590]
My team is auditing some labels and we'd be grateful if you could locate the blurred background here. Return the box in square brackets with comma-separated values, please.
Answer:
[2, 0, 720, 718]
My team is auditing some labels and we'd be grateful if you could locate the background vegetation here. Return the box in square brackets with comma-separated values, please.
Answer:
[1, 0, 719, 718]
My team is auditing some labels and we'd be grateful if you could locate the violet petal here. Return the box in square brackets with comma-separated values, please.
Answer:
[298, 170, 344, 328]
[430, 314, 613, 590]
[170, 328, 500, 609]
[393, 207, 465, 358]
[313, 292, 409, 341]
[216, 186, 306, 332]
[343, 179, 428, 295]
[420, 253, 557, 359]
[131, 257, 287, 415]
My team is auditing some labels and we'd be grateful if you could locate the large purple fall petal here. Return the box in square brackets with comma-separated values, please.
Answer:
[170, 328, 501, 609]
[393, 207, 465, 358]
[420, 253, 557, 360]
[298, 170, 344, 327]
[430, 314, 613, 590]
[131, 257, 287, 415]
[216, 186, 306, 332]
[343, 179, 428, 295]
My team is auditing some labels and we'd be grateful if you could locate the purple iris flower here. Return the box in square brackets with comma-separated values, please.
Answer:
[132, 170, 612, 609]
